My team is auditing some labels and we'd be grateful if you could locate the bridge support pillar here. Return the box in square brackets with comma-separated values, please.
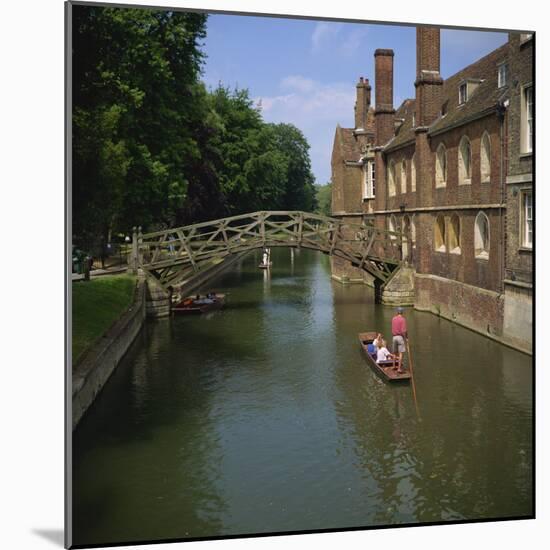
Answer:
[380, 264, 416, 306]
[145, 277, 171, 318]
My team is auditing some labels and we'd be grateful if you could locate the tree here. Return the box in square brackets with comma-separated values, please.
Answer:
[268, 123, 317, 212]
[315, 182, 332, 217]
[72, 5, 209, 242]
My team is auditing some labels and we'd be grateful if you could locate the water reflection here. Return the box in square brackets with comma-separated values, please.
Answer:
[73, 248, 532, 545]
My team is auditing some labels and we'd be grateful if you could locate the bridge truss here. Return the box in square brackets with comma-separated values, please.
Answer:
[129, 211, 403, 291]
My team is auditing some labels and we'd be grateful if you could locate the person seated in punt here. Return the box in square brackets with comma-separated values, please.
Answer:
[367, 333, 384, 357]
[376, 339, 397, 365]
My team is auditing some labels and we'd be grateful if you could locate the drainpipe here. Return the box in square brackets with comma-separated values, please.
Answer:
[497, 100, 508, 294]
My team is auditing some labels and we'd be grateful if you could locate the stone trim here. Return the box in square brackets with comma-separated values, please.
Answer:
[331, 211, 364, 217]
[503, 278, 532, 290]
[374, 203, 505, 215]
[506, 173, 532, 185]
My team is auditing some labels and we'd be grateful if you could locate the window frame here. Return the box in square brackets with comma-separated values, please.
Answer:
[474, 211, 490, 260]
[497, 63, 508, 88]
[411, 153, 417, 193]
[520, 189, 533, 250]
[434, 214, 446, 253]
[401, 159, 407, 194]
[435, 143, 447, 188]
[459, 82, 468, 104]
[388, 214, 398, 240]
[363, 160, 376, 199]
[480, 131, 491, 183]
[388, 160, 396, 197]
[448, 214, 461, 254]
[521, 85, 533, 155]
[458, 136, 472, 185]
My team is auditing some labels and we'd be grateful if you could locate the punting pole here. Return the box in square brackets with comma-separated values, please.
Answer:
[406, 338, 421, 421]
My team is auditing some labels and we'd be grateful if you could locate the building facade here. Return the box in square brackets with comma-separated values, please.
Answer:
[331, 28, 534, 353]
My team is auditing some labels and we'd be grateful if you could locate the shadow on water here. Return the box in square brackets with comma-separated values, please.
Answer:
[72, 247, 532, 545]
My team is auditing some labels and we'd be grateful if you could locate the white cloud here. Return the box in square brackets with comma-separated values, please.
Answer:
[280, 75, 317, 93]
[255, 76, 357, 184]
[311, 22, 368, 57]
[339, 27, 369, 57]
[311, 22, 342, 53]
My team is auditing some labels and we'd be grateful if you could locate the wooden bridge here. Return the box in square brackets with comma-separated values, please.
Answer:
[128, 211, 403, 291]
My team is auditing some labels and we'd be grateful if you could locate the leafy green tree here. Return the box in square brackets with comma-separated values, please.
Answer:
[315, 182, 332, 217]
[72, 5, 209, 242]
[268, 123, 317, 212]
[72, 7, 319, 246]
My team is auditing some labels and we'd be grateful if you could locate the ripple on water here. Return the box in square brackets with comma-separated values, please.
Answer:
[72, 249, 533, 545]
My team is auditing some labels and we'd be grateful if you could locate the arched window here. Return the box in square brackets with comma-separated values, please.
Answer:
[459, 136, 472, 184]
[480, 132, 491, 182]
[448, 214, 461, 254]
[411, 154, 417, 192]
[401, 160, 407, 194]
[402, 215, 411, 261]
[388, 161, 396, 197]
[434, 214, 446, 252]
[435, 144, 447, 187]
[475, 212, 490, 259]
[388, 214, 397, 239]
[411, 215, 416, 247]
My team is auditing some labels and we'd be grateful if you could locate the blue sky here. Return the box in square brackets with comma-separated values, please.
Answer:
[201, 15, 508, 185]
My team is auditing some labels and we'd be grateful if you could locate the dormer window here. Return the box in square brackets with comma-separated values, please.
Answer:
[498, 63, 509, 88]
[459, 83, 467, 104]
[412, 112, 416, 127]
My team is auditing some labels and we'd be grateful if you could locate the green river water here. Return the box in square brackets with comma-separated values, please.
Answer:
[72, 248, 533, 546]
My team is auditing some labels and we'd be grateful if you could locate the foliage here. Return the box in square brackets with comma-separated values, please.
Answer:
[72, 275, 136, 363]
[72, 6, 318, 246]
[73, 5, 209, 241]
[315, 182, 332, 217]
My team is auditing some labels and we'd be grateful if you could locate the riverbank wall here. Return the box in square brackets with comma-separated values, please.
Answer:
[72, 253, 250, 428]
[332, 261, 531, 355]
[72, 278, 146, 430]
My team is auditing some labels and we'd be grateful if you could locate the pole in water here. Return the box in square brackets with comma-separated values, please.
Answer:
[407, 338, 421, 421]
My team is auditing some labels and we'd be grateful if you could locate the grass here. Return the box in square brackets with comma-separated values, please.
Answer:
[72, 274, 136, 364]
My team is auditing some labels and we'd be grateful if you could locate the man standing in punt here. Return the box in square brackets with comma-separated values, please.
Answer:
[391, 307, 408, 374]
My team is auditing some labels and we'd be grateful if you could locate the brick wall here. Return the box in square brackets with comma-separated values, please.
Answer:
[507, 33, 533, 178]
[505, 32, 533, 285]
[415, 273, 504, 337]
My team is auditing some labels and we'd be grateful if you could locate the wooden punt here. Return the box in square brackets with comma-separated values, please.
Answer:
[358, 331, 411, 382]
[172, 294, 226, 315]
[258, 262, 272, 269]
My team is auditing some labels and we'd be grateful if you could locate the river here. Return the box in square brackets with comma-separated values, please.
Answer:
[72, 248, 533, 546]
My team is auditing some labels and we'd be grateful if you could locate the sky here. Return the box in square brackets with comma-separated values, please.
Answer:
[201, 15, 508, 185]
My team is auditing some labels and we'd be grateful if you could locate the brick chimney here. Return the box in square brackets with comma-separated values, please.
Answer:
[415, 27, 443, 127]
[354, 76, 371, 130]
[374, 49, 395, 146]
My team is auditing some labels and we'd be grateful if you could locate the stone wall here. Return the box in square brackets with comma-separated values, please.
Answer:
[502, 282, 532, 353]
[381, 265, 415, 306]
[415, 272, 504, 340]
[72, 278, 146, 429]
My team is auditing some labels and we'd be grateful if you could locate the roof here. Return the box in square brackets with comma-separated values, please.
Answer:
[335, 107, 376, 162]
[383, 42, 510, 152]
[384, 98, 416, 152]
[428, 42, 509, 135]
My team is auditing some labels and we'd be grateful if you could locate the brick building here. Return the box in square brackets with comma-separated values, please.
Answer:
[331, 28, 533, 353]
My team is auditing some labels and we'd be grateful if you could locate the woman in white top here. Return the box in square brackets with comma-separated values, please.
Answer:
[376, 339, 396, 364]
